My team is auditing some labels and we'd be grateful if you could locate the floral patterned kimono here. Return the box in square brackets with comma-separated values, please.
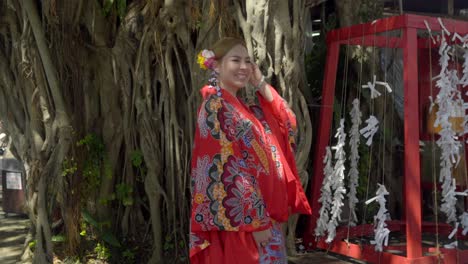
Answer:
[190, 85, 311, 264]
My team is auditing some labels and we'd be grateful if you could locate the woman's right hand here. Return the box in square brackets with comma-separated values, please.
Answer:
[253, 228, 272, 248]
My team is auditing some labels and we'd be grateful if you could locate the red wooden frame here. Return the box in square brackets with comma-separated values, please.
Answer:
[303, 14, 468, 263]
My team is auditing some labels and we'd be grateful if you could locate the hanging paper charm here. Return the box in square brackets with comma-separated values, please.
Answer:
[326, 119, 347, 243]
[360, 115, 379, 146]
[348, 99, 362, 226]
[431, 20, 465, 225]
[365, 184, 391, 252]
[362, 75, 393, 99]
[315, 147, 334, 238]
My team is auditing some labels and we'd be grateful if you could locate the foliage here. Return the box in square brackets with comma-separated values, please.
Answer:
[94, 242, 111, 260]
[359, 0, 384, 23]
[82, 210, 121, 247]
[79, 210, 138, 262]
[52, 235, 67, 243]
[130, 150, 143, 168]
[102, 0, 127, 19]
[115, 183, 133, 206]
[163, 234, 187, 262]
[122, 248, 136, 263]
[305, 13, 337, 101]
[28, 240, 37, 251]
[62, 158, 78, 177]
[77, 134, 107, 197]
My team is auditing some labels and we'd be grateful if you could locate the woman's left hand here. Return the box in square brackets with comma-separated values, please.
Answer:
[250, 62, 273, 101]
[250, 62, 263, 87]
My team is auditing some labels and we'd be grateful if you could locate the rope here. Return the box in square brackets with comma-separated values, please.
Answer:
[360, 20, 377, 251]
[452, 24, 462, 264]
[376, 20, 392, 263]
[344, 26, 357, 248]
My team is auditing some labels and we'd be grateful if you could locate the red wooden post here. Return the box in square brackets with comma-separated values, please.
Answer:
[403, 27, 423, 259]
[303, 39, 340, 249]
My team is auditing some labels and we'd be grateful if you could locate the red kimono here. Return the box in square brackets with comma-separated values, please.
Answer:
[190, 85, 311, 264]
[252, 85, 311, 216]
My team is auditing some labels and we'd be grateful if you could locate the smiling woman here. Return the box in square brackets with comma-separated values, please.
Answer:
[189, 37, 311, 264]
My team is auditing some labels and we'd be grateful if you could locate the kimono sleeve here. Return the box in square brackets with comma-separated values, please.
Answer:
[257, 86, 312, 216]
[257, 85, 298, 153]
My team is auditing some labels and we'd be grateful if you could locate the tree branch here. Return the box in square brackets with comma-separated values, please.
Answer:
[22, 0, 69, 124]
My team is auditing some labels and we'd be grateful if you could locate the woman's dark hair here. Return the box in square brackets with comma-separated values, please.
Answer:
[211, 37, 247, 60]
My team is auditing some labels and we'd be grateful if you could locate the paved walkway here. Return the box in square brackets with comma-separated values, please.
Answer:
[288, 251, 360, 264]
[0, 182, 30, 264]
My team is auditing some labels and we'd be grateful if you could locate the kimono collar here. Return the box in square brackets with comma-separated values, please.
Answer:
[200, 85, 243, 105]
[200, 85, 216, 99]
[199, 84, 264, 133]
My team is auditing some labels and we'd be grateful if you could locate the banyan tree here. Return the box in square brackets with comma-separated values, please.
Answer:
[0, 0, 315, 262]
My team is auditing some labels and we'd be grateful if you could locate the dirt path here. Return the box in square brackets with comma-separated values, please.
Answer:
[0, 182, 30, 264]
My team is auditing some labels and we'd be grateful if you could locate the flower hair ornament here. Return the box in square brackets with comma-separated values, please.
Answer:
[197, 49, 216, 70]
[197, 49, 220, 92]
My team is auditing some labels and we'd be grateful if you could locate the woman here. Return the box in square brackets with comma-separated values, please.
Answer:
[190, 37, 311, 264]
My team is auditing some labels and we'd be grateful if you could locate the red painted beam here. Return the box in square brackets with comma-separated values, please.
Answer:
[327, 15, 407, 43]
[316, 239, 468, 263]
[405, 15, 468, 35]
[403, 27, 423, 259]
[303, 39, 341, 249]
[316, 240, 438, 264]
[327, 14, 468, 44]
[339, 36, 403, 48]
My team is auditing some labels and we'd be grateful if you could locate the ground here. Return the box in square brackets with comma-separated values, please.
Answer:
[0, 180, 355, 264]
[288, 251, 360, 263]
[0, 182, 30, 264]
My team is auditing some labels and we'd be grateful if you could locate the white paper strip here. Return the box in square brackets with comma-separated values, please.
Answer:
[315, 147, 334, 238]
[326, 119, 347, 243]
[366, 184, 391, 252]
[347, 99, 362, 226]
[362, 75, 393, 99]
[430, 23, 465, 225]
[360, 115, 379, 146]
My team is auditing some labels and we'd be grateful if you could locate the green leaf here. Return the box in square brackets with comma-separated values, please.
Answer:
[28, 240, 37, 249]
[80, 230, 87, 237]
[122, 197, 133, 206]
[123, 249, 135, 259]
[179, 240, 185, 248]
[116, 183, 133, 206]
[103, 0, 115, 15]
[101, 230, 121, 247]
[82, 210, 99, 229]
[130, 150, 143, 168]
[52, 235, 66, 242]
[99, 198, 109, 205]
[117, 0, 127, 19]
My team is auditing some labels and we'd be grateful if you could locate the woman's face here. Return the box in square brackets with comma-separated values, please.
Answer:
[215, 44, 253, 92]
